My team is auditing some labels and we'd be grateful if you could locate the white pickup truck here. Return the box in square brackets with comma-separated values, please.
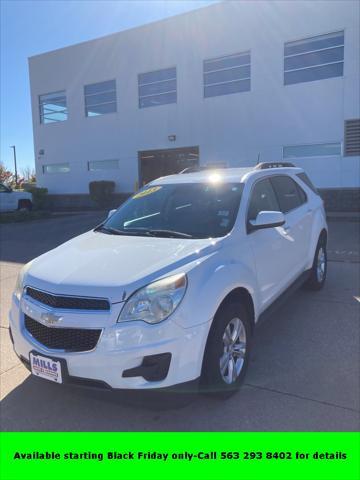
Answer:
[0, 183, 33, 212]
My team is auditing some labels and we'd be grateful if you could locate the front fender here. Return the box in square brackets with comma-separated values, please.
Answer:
[174, 249, 259, 330]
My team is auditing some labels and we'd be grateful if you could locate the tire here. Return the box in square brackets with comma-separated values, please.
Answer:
[18, 200, 32, 212]
[201, 302, 252, 398]
[303, 235, 327, 291]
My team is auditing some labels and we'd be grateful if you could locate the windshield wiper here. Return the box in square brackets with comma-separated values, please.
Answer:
[129, 228, 194, 239]
[95, 225, 193, 238]
[94, 225, 136, 236]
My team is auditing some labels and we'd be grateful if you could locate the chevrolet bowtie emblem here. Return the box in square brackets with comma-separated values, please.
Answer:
[41, 312, 63, 325]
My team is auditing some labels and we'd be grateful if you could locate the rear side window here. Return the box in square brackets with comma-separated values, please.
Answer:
[296, 172, 319, 195]
[296, 182, 307, 204]
[270, 176, 306, 213]
[247, 178, 280, 221]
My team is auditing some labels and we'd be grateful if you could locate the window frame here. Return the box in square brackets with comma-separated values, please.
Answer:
[84, 79, 117, 117]
[138, 66, 177, 109]
[284, 30, 344, 85]
[203, 50, 251, 98]
[39, 90, 68, 124]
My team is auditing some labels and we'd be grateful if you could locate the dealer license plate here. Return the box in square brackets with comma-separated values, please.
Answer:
[30, 353, 63, 384]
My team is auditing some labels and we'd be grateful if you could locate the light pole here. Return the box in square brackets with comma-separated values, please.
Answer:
[10, 145, 18, 185]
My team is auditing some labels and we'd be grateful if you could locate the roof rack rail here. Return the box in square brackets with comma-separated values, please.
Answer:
[255, 162, 296, 170]
[180, 165, 225, 174]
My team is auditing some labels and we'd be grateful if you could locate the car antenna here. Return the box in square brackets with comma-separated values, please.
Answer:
[256, 152, 261, 165]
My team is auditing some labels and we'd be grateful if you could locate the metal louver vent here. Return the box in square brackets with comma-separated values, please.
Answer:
[344, 119, 360, 156]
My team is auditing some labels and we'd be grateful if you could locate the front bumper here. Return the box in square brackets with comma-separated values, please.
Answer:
[9, 294, 210, 390]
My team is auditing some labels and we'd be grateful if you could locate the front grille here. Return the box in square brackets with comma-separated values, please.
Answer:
[26, 287, 110, 311]
[24, 315, 102, 352]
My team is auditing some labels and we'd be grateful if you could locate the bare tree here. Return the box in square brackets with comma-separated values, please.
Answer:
[21, 166, 36, 182]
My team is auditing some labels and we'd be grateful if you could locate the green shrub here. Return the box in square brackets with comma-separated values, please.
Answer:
[21, 181, 36, 191]
[89, 181, 115, 208]
[24, 185, 48, 210]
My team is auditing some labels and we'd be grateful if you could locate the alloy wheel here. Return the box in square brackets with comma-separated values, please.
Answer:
[220, 317, 247, 384]
[317, 247, 326, 282]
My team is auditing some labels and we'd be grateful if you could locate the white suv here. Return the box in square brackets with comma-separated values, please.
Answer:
[9, 163, 327, 396]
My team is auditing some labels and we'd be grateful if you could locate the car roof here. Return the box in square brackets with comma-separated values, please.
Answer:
[150, 166, 304, 186]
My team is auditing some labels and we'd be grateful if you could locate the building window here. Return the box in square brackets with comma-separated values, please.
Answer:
[138, 67, 177, 108]
[204, 51, 251, 98]
[283, 143, 342, 159]
[39, 91, 67, 124]
[42, 163, 70, 174]
[84, 80, 117, 116]
[284, 31, 344, 85]
[88, 159, 120, 171]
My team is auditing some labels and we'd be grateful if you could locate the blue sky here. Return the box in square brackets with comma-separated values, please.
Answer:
[0, 0, 216, 173]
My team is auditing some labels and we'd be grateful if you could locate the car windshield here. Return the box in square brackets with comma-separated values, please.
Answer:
[99, 182, 244, 239]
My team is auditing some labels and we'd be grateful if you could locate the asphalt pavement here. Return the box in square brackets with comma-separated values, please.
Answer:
[0, 214, 359, 431]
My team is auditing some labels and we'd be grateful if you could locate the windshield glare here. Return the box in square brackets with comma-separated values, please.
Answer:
[102, 182, 243, 239]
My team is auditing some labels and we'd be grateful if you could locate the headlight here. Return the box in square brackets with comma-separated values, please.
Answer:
[14, 262, 32, 300]
[118, 273, 187, 324]
[14, 267, 26, 300]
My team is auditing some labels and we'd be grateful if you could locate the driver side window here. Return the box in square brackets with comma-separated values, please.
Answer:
[247, 178, 280, 222]
[0, 183, 9, 193]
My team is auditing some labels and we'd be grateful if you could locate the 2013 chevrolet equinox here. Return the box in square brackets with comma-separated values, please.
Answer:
[9, 163, 328, 397]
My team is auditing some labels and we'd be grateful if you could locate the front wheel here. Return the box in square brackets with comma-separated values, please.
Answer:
[18, 200, 32, 212]
[303, 236, 327, 290]
[201, 302, 252, 398]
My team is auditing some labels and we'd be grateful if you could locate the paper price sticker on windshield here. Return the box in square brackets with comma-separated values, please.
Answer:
[133, 186, 162, 199]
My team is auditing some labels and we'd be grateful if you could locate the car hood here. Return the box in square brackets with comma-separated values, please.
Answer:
[25, 230, 220, 303]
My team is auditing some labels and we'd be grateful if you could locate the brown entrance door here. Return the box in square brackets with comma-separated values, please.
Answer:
[138, 146, 199, 186]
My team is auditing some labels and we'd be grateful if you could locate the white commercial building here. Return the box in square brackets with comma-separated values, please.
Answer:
[29, 0, 360, 207]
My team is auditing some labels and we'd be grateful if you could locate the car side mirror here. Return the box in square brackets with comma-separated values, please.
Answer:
[249, 211, 285, 232]
[107, 209, 116, 218]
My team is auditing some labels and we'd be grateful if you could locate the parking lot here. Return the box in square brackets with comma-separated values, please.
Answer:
[0, 213, 359, 431]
